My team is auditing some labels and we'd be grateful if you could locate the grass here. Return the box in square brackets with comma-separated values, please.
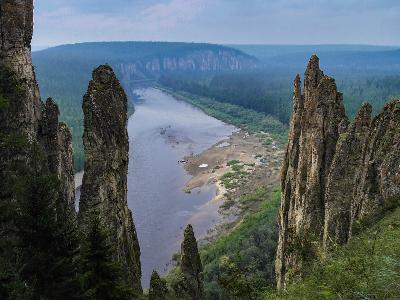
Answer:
[265, 206, 400, 299]
[200, 189, 281, 299]
[220, 161, 250, 190]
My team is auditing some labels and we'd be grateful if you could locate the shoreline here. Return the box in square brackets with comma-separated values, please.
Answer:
[156, 87, 285, 245]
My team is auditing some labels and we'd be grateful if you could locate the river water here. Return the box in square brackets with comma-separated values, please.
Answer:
[127, 88, 236, 286]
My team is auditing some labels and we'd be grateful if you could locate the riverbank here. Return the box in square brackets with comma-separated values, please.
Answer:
[159, 87, 285, 243]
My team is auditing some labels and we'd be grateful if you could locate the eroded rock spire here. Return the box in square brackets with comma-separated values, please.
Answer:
[79, 65, 142, 294]
[276, 55, 347, 290]
[276, 55, 400, 290]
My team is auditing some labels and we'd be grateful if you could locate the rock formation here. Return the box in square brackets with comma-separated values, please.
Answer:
[39, 98, 75, 211]
[276, 55, 400, 290]
[0, 0, 41, 139]
[0, 0, 75, 212]
[79, 65, 142, 294]
[149, 270, 168, 300]
[180, 224, 203, 300]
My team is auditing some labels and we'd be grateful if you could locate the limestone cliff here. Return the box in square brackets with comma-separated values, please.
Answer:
[118, 48, 258, 83]
[0, 0, 75, 212]
[79, 65, 142, 294]
[276, 55, 400, 290]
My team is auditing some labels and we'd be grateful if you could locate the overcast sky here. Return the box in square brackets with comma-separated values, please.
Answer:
[32, 0, 400, 48]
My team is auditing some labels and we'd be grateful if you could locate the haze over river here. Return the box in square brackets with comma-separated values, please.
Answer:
[127, 88, 236, 286]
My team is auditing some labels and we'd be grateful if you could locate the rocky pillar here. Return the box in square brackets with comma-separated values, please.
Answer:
[0, 0, 41, 139]
[79, 65, 142, 294]
[276, 55, 346, 290]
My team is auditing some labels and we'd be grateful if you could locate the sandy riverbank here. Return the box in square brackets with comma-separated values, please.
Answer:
[183, 130, 284, 216]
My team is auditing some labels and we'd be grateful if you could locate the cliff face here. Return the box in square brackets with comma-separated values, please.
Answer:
[79, 65, 142, 293]
[0, 0, 75, 212]
[39, 98, 75, 211]
[276, 55, 400, 290]
[0, 0, 41, 139]
[118, 49, 258, 83]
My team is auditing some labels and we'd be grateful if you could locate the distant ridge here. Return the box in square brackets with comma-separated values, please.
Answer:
[230, 44, 400, 72]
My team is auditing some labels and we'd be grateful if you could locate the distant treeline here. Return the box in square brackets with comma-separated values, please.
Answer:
[159, 71, 400, 126]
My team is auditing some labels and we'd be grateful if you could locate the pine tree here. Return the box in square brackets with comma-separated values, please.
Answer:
[15, 175, 81, 300]
[149, 270, 167, 300]
[180, 224, 204, 300]
[80, 213, 135, 300]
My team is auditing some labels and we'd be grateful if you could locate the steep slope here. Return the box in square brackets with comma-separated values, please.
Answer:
[276, 55, 400, 290]
[78, 65, 142, 294]
[267, 207, 400, 299]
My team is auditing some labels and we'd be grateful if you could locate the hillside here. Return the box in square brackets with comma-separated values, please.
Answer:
[230, 44, 400, 72]
[265, 207, 400, 299]
[33, 42, 259, 170]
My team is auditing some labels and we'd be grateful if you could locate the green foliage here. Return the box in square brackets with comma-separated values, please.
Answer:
[227, 160, 241, 166]
[159, 88, 288, 141]
[80, 214, 135, 300]
[149, 270, 168, 300]
[220, 161, 250, 190]
[0, 94, 9, 111]
[265, 207, 400, 299]
[15, 175, 81, 300]
[239, 188, 269, 206]
[201, 190, 281, 299]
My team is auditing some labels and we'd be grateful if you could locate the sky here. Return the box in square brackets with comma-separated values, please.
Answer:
[32, 0, 400, 48]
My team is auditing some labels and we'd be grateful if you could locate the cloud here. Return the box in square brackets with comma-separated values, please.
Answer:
[32, 0, 400, 46]
[33, 0, 211, 45]
[140, 0, 208, 29]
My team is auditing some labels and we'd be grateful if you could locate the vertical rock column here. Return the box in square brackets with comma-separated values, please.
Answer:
[276, 55, 346, 290]
[79, 65, 142, 294]
[0, 0, 41, 139]
[39, 98, 76, 212]
[0, 0, 75, 212]
[323, 103, 372, 248]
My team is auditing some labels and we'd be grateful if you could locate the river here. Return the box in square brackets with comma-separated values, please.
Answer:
[127, 88, 237, 286]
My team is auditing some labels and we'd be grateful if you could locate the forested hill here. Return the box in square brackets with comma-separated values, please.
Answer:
[33, 42, 258, 171]
[230, 44, 400, 73]
[33, 41, 259, 83]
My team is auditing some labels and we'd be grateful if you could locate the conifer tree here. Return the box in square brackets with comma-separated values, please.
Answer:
[80, 213, 135, 300]
[180, 224, 204, 300]
[149, 270, 167, 300]
[15, 175, 81, 300]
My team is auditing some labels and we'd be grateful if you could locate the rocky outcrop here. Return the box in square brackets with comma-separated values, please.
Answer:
[79, 65, 142, 294]
[180, 224, 203, 300]
[276, 55, 400, 290]
[39, 98, 75, 212]
[0, 0, 41, 139]
[351, 100, 400, 228]
[323, 103, 372, 247]
[0, 0, 75, 211]
[276, 55, 346, 289]
[118, 49, 258, 83]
